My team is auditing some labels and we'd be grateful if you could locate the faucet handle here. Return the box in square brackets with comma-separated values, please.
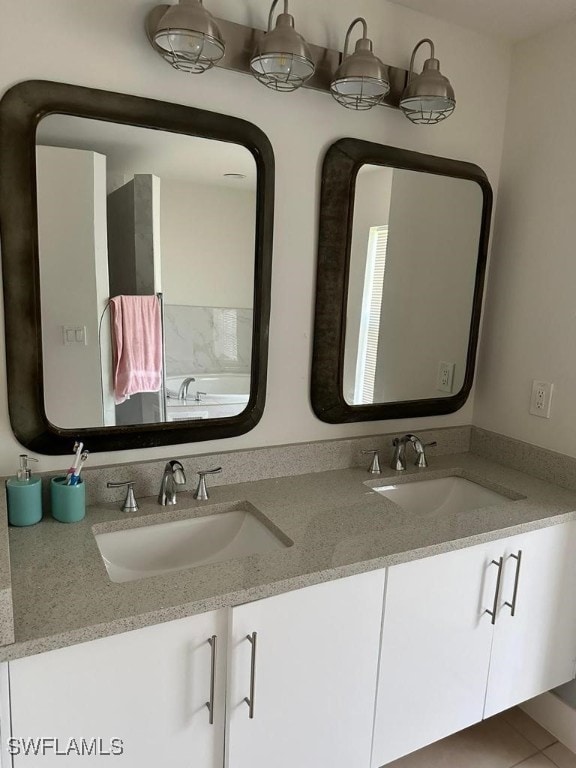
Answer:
[414, 440, 438, 468]
[107, 481, 139, 513]
[361, 450, 381, 474]
[194, 467, 222, 501]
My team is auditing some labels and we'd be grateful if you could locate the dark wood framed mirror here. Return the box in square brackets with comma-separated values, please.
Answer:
[311, 138, 492, 423]
[0, 80, 274, 454]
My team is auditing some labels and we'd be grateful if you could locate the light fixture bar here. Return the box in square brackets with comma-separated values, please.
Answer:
[146, 7, 409, 108]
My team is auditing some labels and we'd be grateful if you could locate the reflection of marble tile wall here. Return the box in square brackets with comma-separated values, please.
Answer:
[164, 305, 253, 376]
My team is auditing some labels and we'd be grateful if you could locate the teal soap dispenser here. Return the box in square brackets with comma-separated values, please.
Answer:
[6, 455, 42, 526]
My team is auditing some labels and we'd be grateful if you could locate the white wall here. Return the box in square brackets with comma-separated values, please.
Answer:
[160, 180, 255, 308]
[375, 171, 483, 402]
[474, 20, 576, 725]
[37, 146, 109, 429]
[0, 0, 511, 470]
[474, 20, 576, 458]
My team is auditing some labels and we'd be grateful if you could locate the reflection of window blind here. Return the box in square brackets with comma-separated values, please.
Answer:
[357, 226, 388, 404]
[214, 309, 239, 360]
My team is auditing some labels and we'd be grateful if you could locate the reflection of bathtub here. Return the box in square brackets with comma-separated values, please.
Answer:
[165, 373, 250, 420]
[167, 373, 250, 397]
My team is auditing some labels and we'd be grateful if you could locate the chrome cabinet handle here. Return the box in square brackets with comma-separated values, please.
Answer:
[243, 632, 257, 719]
[485, 557, 504, 625]
[205, 635, 217, 725]
[504, 550, 523, 617]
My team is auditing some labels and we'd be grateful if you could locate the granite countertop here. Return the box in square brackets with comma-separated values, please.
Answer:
[5, 452, 576, 661]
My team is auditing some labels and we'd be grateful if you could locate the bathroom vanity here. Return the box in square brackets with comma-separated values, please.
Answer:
[3, 452, 576, 768]
[0, 77, 573, 768]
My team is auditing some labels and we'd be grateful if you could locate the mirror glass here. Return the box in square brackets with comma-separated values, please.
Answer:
[343, 164, 483, 405]
[36, 115, 256, 429]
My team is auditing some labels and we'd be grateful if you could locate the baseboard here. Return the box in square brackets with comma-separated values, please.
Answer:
[521, 692, 576, 752]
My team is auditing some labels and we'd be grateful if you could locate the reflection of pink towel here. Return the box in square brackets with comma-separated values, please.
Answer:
[110, 295, 162, 405]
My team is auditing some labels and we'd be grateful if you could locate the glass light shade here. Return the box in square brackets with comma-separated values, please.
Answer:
[330, 29, 390, 111]
[331, 77, 389, 111]
[251, 52, 315, 92]
[400, 52, 455, 124]
[153, 0, 225, 74]
[250, 12, 315, 92]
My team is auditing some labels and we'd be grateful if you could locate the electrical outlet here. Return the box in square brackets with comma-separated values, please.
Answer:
[529, 380, 554, 418]
[437, 361, 455, 393]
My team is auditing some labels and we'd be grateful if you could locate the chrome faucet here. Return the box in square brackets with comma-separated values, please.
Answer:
[391, 434, 437, 471]
[194, 467, 222, 501]
[361, 449, 382, 474]
[178, 377, 196, 401]
[107, 480, 139, 513]
[158, 460, 186, 505]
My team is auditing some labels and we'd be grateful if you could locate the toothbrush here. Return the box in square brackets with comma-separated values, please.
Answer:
[65, 442, 84, 485]
[69, 451, 89, 486]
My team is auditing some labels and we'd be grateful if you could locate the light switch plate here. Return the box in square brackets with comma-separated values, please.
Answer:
[62, 326, 87, 346]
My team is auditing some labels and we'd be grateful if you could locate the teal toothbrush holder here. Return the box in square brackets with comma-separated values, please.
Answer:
[50, 476, 85, 523]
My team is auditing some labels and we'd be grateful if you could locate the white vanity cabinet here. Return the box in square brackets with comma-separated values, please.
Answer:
[371, 540, 498, 767]
[6, 570, 385, 768]
[484, 521, 576, 716]
[8, 609, 227, 768]
[226, 569, 386, 768]
[371, 520, 576, 768]
[6, 521, 576, 768]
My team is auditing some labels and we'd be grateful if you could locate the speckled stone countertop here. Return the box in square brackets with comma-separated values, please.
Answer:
[0, 492, 13, 646]
[5, 452, 576, 661]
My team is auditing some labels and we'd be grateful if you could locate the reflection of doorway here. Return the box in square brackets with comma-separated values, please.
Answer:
[354, 225, 388, 405]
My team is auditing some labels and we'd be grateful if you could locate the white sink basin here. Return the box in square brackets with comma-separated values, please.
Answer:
[95, 509, 290, 584]
[373, 476, 512, 516]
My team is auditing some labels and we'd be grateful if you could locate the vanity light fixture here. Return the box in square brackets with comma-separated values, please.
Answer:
[147, 0, 225, 74]
[330, 18, 390, 110]
[250, 0, 315, 92]
[145, 5, 452, 124]
[400, 38, 455, 124]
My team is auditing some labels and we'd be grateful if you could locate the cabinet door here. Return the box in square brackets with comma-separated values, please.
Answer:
[226, 570, 385, 768]
[485, 521, 576, 717]
[372, 542, 498, 767]
[9, 610, 226, 767]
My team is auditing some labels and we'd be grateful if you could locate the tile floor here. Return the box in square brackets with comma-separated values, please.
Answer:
[385, 708, 576, 768]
